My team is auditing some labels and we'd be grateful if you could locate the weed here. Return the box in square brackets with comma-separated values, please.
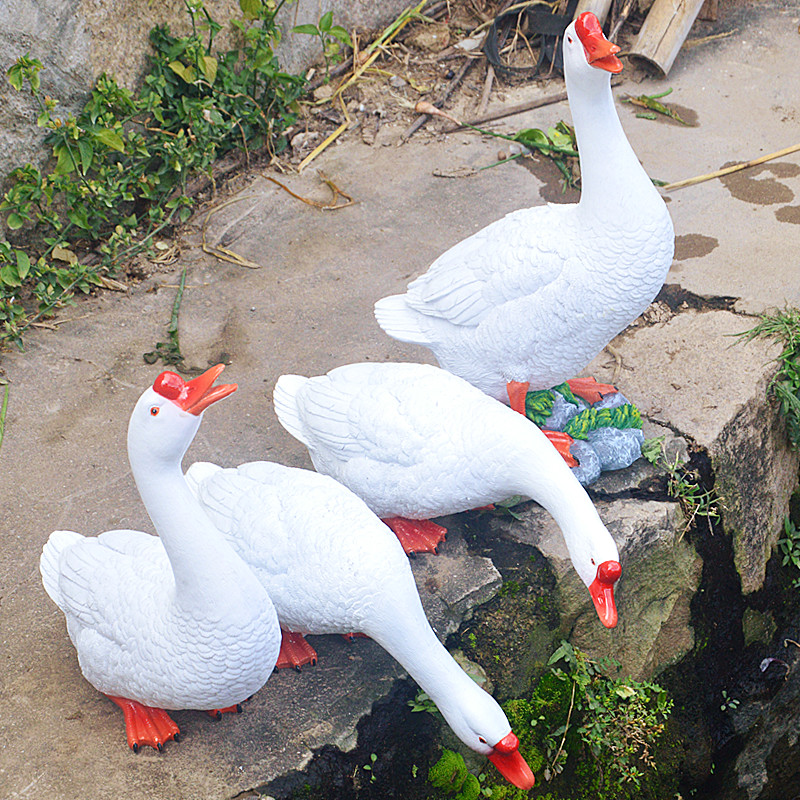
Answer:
[292, 11, 352, 81]
[777, 515, 800, 587]
[736, 308, 800, 447]
[641, 436, 722, 533]
[1, 0, 305, 349]
[142, 267, 197, 373]
[362, 752, 378, 783]
[719, 690, 740, 712]
[408, 688, 442, 719]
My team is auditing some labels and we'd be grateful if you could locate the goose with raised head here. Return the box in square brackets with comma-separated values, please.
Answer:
[185, 459, 536, 790]
[374, 13, 673, 417]
[272, 361, 621, 628]
[40, 366, 280, 752]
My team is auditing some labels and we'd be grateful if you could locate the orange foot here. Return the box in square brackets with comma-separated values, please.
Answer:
[206, 703, 243, 719]
[341, 632, 368, 643]
[106, 695, 181, 753]
[542, 430, 578, 467]
[382, 517, 447, 555]
[276, 629, 318, 671]
[506, 381, 530, 415]
[567, 377, 618, 405]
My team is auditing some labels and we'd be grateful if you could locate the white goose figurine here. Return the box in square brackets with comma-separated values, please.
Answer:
[272, 361, 621, 628]
[40, 366, 280, 752]
[374, 12, 674, 415]
[185, 460, 536, 790]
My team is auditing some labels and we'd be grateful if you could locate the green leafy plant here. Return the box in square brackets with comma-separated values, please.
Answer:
[641, 436, 722, 533]
[1, 0, 305, 349]
[546, 641, 672, 791]
[777, 515, 800, 587]
[408, 688, 442, 718]
[362, 752, 378, 783]
[736, 308, 800, 447]
[292, 11, 353, 80]
[622, 88, 689, 125]
[719, 690, 740, 712]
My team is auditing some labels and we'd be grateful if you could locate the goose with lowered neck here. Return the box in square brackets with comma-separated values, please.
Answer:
[272, 361, 621, 628]
[185, 459, 536, 790]
[373, 12, 674, 415]
[40, 366, 280, 752]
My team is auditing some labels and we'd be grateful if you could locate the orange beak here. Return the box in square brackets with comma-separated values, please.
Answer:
[575, 12, 623, 73]
[589, 560, 622, 628]
[487, 732, 536, 790]
[153, 364, 237, 416]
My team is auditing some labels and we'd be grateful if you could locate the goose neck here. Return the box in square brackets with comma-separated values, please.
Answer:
[132, 458, 262, 613]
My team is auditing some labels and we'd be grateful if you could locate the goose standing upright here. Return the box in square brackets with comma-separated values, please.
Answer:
[185, 460, 536, 790]
[272, 361, 621, 628]
[40, 366, 280, 752]
[374, 13, 674, 414]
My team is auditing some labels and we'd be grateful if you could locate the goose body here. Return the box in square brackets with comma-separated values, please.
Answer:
[40, 367, 280, 751]
[185, 459, 535, 790]
[272, 361, 621, 627]
[374, 13, 674, 404]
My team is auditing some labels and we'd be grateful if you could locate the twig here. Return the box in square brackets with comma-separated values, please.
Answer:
[448, 76, 622, 129]
[330, 1, 429, 103]
[402, 57, 476, 141]
[0, 380, 9, 453]
[551, 680, 576, 773]
[262, 172, 355, 210]
[477, 64, 495, 116]
[662, 142, 800, 191]
[298, 96, 352, 172]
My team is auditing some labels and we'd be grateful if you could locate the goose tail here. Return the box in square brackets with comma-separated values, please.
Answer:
[40, 530, 83, 608]
[273, 374, 313, 447]
[374, 295, 432, 346]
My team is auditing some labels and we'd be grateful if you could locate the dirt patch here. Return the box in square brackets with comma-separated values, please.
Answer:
[776, 205, 800, 225]
[720, 161, 799, 206]
[674, 233, 719, 261]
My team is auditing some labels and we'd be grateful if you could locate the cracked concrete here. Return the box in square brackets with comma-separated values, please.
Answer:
[2, 3, 800, 798]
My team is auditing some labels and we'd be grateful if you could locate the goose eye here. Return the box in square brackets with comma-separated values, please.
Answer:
[591, 558, 596, 565]
[150, 406, 160, 416]
[479, 736, 487, 744]
[567, 35, 573, 43]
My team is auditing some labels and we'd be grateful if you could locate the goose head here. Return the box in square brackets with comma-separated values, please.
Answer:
[127, 364, 237, 471]
[562, 12, 623, 81]
[563, 519, 622, 628]
[436, 678, 535, 789]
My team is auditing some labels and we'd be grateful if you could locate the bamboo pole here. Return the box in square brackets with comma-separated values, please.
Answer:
[627, 0, 707, 76]
[661, 143, 800, 191]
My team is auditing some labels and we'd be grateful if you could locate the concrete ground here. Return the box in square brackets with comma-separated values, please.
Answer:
[2, 3, 800, 798]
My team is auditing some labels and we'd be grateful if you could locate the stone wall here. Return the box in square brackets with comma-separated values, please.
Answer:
[0, 0, 408, 182]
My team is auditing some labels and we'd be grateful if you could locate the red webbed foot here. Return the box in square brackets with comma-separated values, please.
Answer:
[542, 430, 578, 467]
[106, 695, 180, 753]
[276, 630, 318, 671]
[567, 377, 618, 404]
[382, 517, 447, 555]
[206, 703, 243, 719]
[506, 381, 530, 415]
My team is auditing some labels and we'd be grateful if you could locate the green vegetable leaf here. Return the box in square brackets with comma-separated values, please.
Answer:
[319, 10, 333, 31]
